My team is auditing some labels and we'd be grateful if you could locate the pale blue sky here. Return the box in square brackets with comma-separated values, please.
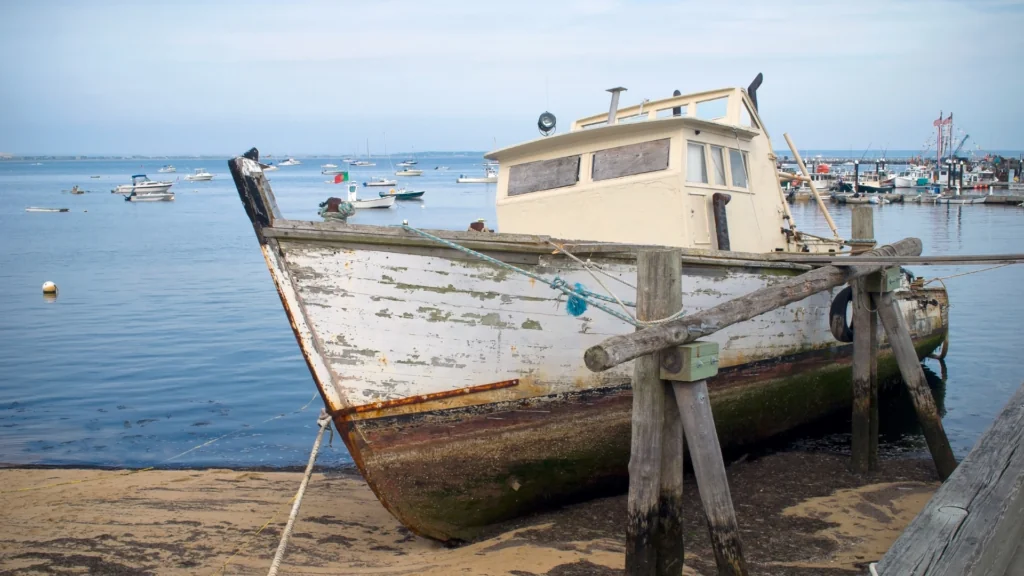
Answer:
[1, 0, 1022, 155]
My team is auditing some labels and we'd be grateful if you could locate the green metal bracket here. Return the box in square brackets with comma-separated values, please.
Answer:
[865, 267, 901, 293]
[660, 341, 719, 382]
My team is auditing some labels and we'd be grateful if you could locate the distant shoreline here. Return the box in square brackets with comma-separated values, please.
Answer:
[4, 149, 1022, 162]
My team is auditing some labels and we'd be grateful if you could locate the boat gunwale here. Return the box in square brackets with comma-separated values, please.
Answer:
[264, 219, 818, 271]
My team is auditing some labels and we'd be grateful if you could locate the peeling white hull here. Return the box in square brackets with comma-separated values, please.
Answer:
[269, 223, 943, 410]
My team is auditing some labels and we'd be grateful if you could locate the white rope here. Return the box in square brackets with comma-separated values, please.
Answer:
[266, 409, 332, 576]
[923, 263, 1014, 285]
[546, 240, 637, 320]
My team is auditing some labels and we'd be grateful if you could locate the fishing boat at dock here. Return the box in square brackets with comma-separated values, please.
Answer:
[228, 77, 948, 543]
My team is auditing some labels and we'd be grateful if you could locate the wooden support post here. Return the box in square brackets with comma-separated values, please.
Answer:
[851, 277, 879, 473]
[849, 205, 876, 254]
[875, 291, 958, 480]
[673, 379, 749, 576]
[850, 207, 879, 474]
[657, 383, 685, 576]
[627, 249, 683, 576]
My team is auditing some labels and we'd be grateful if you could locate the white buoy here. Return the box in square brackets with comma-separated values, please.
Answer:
[42, 281, 57, 294]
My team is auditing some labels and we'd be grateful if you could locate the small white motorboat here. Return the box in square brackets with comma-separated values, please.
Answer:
[434, 166, 449, 171]
[344, 183, 395, 209]
[395, 168, 423, 176]
[456, 168, 498, 184]
[184, 168, 214, 181]
[279, 158, 301, 166]
[158, 165, 177, 173]
[363, 177, 397, 187]
[26, 207, 69, 213]
[323, 163, 338, 169]
[322, 165, 348, 175]
[112, 174, 173, 194]
[125, 191, 175, 202]
[352, 160, 376, 167]
[260, 163, 278, 172]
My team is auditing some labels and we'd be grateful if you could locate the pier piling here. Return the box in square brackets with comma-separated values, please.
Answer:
[626, 248, 747, 576]
[627, 248, 682, 575]
[851, 207, 879, 473]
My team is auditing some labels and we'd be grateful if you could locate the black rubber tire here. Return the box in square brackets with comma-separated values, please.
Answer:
[829, 286, 854, 343]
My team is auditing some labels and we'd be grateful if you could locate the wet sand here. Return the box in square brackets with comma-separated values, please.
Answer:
[0, 452, 937, 575]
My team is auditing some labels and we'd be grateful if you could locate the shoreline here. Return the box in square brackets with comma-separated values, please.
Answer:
[0, 451, 939, 575]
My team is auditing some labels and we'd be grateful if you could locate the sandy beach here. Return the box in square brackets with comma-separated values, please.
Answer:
[0, 452, 938, 575]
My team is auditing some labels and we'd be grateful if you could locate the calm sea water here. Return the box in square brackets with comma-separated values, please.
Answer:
[0, 157, 1021, 468]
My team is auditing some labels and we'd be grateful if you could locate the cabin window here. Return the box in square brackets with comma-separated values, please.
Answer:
[616, 113, 648, 125]
[592, 138, 670, 182]
[656, 106, 687, 119]
[686, 142, 708, 184]
[710, 146, 727, 186]
[695, 97, 728, 121]
[729, 149, 748, 188]
[507, 155, 581, 196]
[740, 103, 759, 129]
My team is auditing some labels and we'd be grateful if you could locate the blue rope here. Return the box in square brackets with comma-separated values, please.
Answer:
[401, 224, 642, 326]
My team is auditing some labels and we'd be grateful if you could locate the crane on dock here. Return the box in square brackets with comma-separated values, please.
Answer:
[952, 133, 970, 158]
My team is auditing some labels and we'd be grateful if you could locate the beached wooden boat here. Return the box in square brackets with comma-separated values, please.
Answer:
[229, 80, 947, 542]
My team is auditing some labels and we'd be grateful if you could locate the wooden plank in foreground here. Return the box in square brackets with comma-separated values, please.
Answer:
[876, 381, 1024, 575]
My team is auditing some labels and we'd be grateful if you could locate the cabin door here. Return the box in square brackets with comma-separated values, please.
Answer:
[687, 192, 712, 246]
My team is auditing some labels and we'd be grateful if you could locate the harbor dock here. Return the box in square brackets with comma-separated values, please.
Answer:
[0, 451, 940, 576]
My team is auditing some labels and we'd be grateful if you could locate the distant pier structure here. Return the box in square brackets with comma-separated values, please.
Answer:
[774, 154, 925, 167]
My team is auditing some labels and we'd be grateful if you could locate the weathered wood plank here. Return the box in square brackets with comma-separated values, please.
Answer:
[877, 381, 1024, 576]
[658, 384, 685, 576]
[584, 238, 923, 372]
[508, 155, 581, 196]
[654, 251, 685, 576]
[627, 249, 678, 575]
[674, 380, 748, 576]
[850, 278, 876, 473]
[875, 291, 957, 481]
[851, 206, 878, 473]
[592, 138, 671, 182]
[850, 205, 875, 252]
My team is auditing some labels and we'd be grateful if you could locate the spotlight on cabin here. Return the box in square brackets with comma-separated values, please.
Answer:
[537, 112, 557, 136]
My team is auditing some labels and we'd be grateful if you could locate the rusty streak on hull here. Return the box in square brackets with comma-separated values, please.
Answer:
[330, 379, 520, 418]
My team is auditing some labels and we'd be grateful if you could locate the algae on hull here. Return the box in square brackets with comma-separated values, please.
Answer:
[368, 333, 944, 542]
